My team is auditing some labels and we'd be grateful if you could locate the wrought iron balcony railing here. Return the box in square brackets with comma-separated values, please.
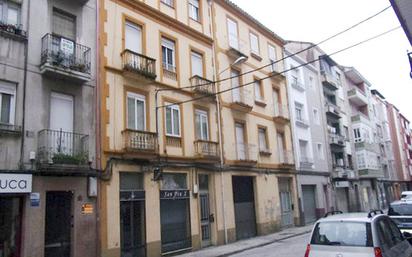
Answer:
[273, 104, 289, 122]
[41, 33, 91, 74]
[194, 140, 219, 158]
[122, 49, 156, 80]
[0, 22, 27, 40]
[37, 129, 89, 166]
[235, 143, 257, 162]
[122, 129, 158, 152]
[190, 75, 215, 95]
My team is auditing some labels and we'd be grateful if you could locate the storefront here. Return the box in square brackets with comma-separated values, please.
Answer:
[160, 173, 191, 254]
[0, 173, 32, 257]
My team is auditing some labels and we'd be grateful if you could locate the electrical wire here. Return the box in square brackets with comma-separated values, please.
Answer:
[157, 5, 392, 92]
[158, 26, 401, 109]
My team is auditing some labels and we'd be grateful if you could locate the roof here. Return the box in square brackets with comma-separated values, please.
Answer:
[343, 66, 372, 86]
[371, 89, 385, 99]
[220, 0, 286, 45]
[390, 0, 412, 46]
[319, 213, 382, 223]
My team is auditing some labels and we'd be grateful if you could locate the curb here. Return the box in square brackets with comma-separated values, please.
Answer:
[207, 229, 312, 257]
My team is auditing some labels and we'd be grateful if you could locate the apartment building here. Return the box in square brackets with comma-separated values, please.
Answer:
[0, 1, 98, 257]
[98, 0, 299, 256]
[387, 102, 411, 197]
[284, 47, 330, 225]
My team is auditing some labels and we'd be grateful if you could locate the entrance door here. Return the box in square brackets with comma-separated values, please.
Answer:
[120, 200, 145, 257]
[45, 191, 72, 257]
[279, 178, 294, 228]
[235, 123, 245, 160]
[0, 197, 22, 257]
[49, 92, 74, 156]
[336, 187, 349, 212]
[199, 174, 211, 247]
[302, 185, 317, 224]
[232, 176, 256, 240]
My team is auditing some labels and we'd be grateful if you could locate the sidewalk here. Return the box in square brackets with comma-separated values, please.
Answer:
[176, 224, 313, 257]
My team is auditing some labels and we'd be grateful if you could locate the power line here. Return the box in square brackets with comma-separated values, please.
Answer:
[157, 5, 392, 92]
[158, 26, 400, 109]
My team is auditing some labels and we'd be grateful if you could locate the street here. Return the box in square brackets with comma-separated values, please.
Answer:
[231, 233, 310, 257]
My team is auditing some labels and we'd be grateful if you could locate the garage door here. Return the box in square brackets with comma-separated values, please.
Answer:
[302, 185, 317, 224]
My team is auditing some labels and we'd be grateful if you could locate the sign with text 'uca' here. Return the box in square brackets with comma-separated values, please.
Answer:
[0, 174, 32, 193]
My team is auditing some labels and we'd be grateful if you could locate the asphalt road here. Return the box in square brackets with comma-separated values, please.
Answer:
[230, 233, 310, 257]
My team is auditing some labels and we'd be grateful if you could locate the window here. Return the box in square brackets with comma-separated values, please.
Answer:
[308, 76, 314, 89]
[311, 222, 372, 247]
[268, 44, 277, 72]
[0, 1, 20, 25]
[227, 17, 238, 49]
[161, 37, 176, 73]
[53, 9, 76, 40]
[191, 51, 203, 77]
[249, 32, 259, 55]
[357, 152, 366, 169]
[195, 109, 208, 140]
[127, 92, 146, 131]
[258, 127, 268, 152]
[165, 104, 180, 137]
[295, 102, 304, 121]
[254, 80, 263, 101]
[353, 128, 361, 142]
[313, 108, 319, 125]
[0, 81, 16, 125]
[317, 143, 324, 160]
[188, 0, 200, 21]
[299, 140, 308, 159]
[161, 0, 174, 7]
[344, 126, 349, 139]
[125, 21, 142, 54]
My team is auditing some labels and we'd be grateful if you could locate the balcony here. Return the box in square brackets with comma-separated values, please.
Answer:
[190, 75, 215, 96]
[279, 150, 294, 166]
[122, 49, 156, 81]
[40, 34, 91, 83]
[358, 168, 384, 178]
[0, 22, 27, 41]
[321, 72, 338, 91]
[299, 156, 313, 170]
[122, 129, 158, 154]
[273, 104, 290, 124]
[230, 90, 253, 113]
[329, 133, 345, 147]
[235, 143, 258, 165]
[290, 77, 304, 92]
[37, 129, 89, 171]
[354, 140, 379, 153]
[348, 87, 368, 107]
[194, 140, 220, 160]
[0, 123, 22, 136]
[226, 37, 248, 61]
[295, 116, 309, 128]
[325, 101, 341, 119]
[351, 113, 370, 124]
[269, 61, 286, 82]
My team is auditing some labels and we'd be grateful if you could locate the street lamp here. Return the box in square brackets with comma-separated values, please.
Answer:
[218, 56, 248, 76]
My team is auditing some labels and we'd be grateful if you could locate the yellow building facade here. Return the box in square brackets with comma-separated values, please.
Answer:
[98, 0, 298, 256]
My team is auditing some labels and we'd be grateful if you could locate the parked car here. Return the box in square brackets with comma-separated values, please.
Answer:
[304, 210, 412, 257]
[389, 200, 412, 233]
[401, 192, 412, 200]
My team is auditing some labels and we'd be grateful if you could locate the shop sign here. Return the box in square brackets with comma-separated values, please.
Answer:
[0, 174, 32, 193]
[160, 190, 190, 200]
[335, 181, 350, 188]
[82, 203, 94, 214]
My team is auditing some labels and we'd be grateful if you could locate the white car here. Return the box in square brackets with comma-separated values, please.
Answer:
[304, 210, 412, 257]
[401, 191, 412, 200]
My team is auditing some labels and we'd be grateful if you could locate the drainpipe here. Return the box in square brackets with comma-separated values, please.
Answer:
[95, 0, 101, 257]
[19, 0, 30, 169]
[208, 0, 228, 244]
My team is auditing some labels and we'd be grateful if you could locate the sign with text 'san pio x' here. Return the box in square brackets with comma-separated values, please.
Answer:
[160, 190, 190, 200]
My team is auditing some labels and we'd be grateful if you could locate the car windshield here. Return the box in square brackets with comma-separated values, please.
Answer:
[311, 221, 373, 247]
[389, 204, 412, 216]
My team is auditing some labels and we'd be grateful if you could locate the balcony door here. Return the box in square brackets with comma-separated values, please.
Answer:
[125, 21, 142, 54]
[49, 92, 74, 156]
[273, 89, 279, 116]
[231, 70, 241, 102]
[235, 122, 246, 160]
[277, 133, 285, 162]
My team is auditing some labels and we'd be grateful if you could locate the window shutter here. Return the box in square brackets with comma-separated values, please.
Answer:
[53, 10, 76, 40]
[191, 52, 203, 76]
[125, 21, 142, 53]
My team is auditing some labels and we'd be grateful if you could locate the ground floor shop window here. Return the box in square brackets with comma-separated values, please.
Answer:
[0, 196, 22, 257]
[120, 172, 146, 257]
[160, 173, 191, 253]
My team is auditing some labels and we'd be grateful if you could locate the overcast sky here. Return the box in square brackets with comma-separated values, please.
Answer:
[231, 0, 412, 120]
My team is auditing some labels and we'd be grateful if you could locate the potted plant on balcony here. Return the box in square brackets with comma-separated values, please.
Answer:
[52, 152, 88, 165]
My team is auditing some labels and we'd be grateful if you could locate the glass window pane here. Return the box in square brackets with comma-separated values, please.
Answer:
[162, 173, 187, 189]
[120, 172, 143, 190]
[173, 108, 180, 135]
[166, 107, 172, 134]
[0, 93, 11, 124]
[167, 49, 174, 66]
[127, 97, 135, 129]
[258, 129, 266, 150]
[136, 100, 145, 131]
[0, 4, 3, 23]
[195, 112, 201, 139]
[7, 5, 19, 25]
[311, 222, 372, 247]
[201, 116, 208, 140]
